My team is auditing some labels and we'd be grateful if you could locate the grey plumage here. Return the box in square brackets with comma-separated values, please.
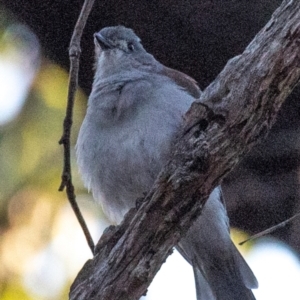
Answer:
[76, 25, 258, 299]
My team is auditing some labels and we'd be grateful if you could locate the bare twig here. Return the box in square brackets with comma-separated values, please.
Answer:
[58, 0, 96, 255]
[239, 212, 300, 245]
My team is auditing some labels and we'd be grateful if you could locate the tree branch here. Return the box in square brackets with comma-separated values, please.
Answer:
[58, 0, 96, 254]
[70, 0, 300, 299]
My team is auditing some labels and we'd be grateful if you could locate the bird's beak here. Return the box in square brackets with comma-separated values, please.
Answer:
[94, 33, 112, 50]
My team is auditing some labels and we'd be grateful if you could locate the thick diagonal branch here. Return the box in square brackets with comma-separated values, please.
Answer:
[70, 1, 300, 299]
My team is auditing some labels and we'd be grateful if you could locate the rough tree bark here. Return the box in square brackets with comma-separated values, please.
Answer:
[70, 1, 300, 299]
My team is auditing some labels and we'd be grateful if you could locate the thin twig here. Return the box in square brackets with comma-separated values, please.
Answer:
[58, 0, 96, 255]
[239, 212, 300, 246]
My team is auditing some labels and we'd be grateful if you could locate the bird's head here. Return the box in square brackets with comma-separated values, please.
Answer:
[93, 26, 157, 77]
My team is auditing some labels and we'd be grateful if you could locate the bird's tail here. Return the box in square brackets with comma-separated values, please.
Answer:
[176, 188, 258, 300]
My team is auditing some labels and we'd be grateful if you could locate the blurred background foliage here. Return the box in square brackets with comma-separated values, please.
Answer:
[0, 6, 107, 299]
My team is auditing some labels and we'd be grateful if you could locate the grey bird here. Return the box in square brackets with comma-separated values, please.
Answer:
[76, 25, 258, 300]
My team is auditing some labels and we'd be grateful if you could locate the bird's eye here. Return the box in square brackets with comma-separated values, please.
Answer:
[128, 42, 135, 51]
